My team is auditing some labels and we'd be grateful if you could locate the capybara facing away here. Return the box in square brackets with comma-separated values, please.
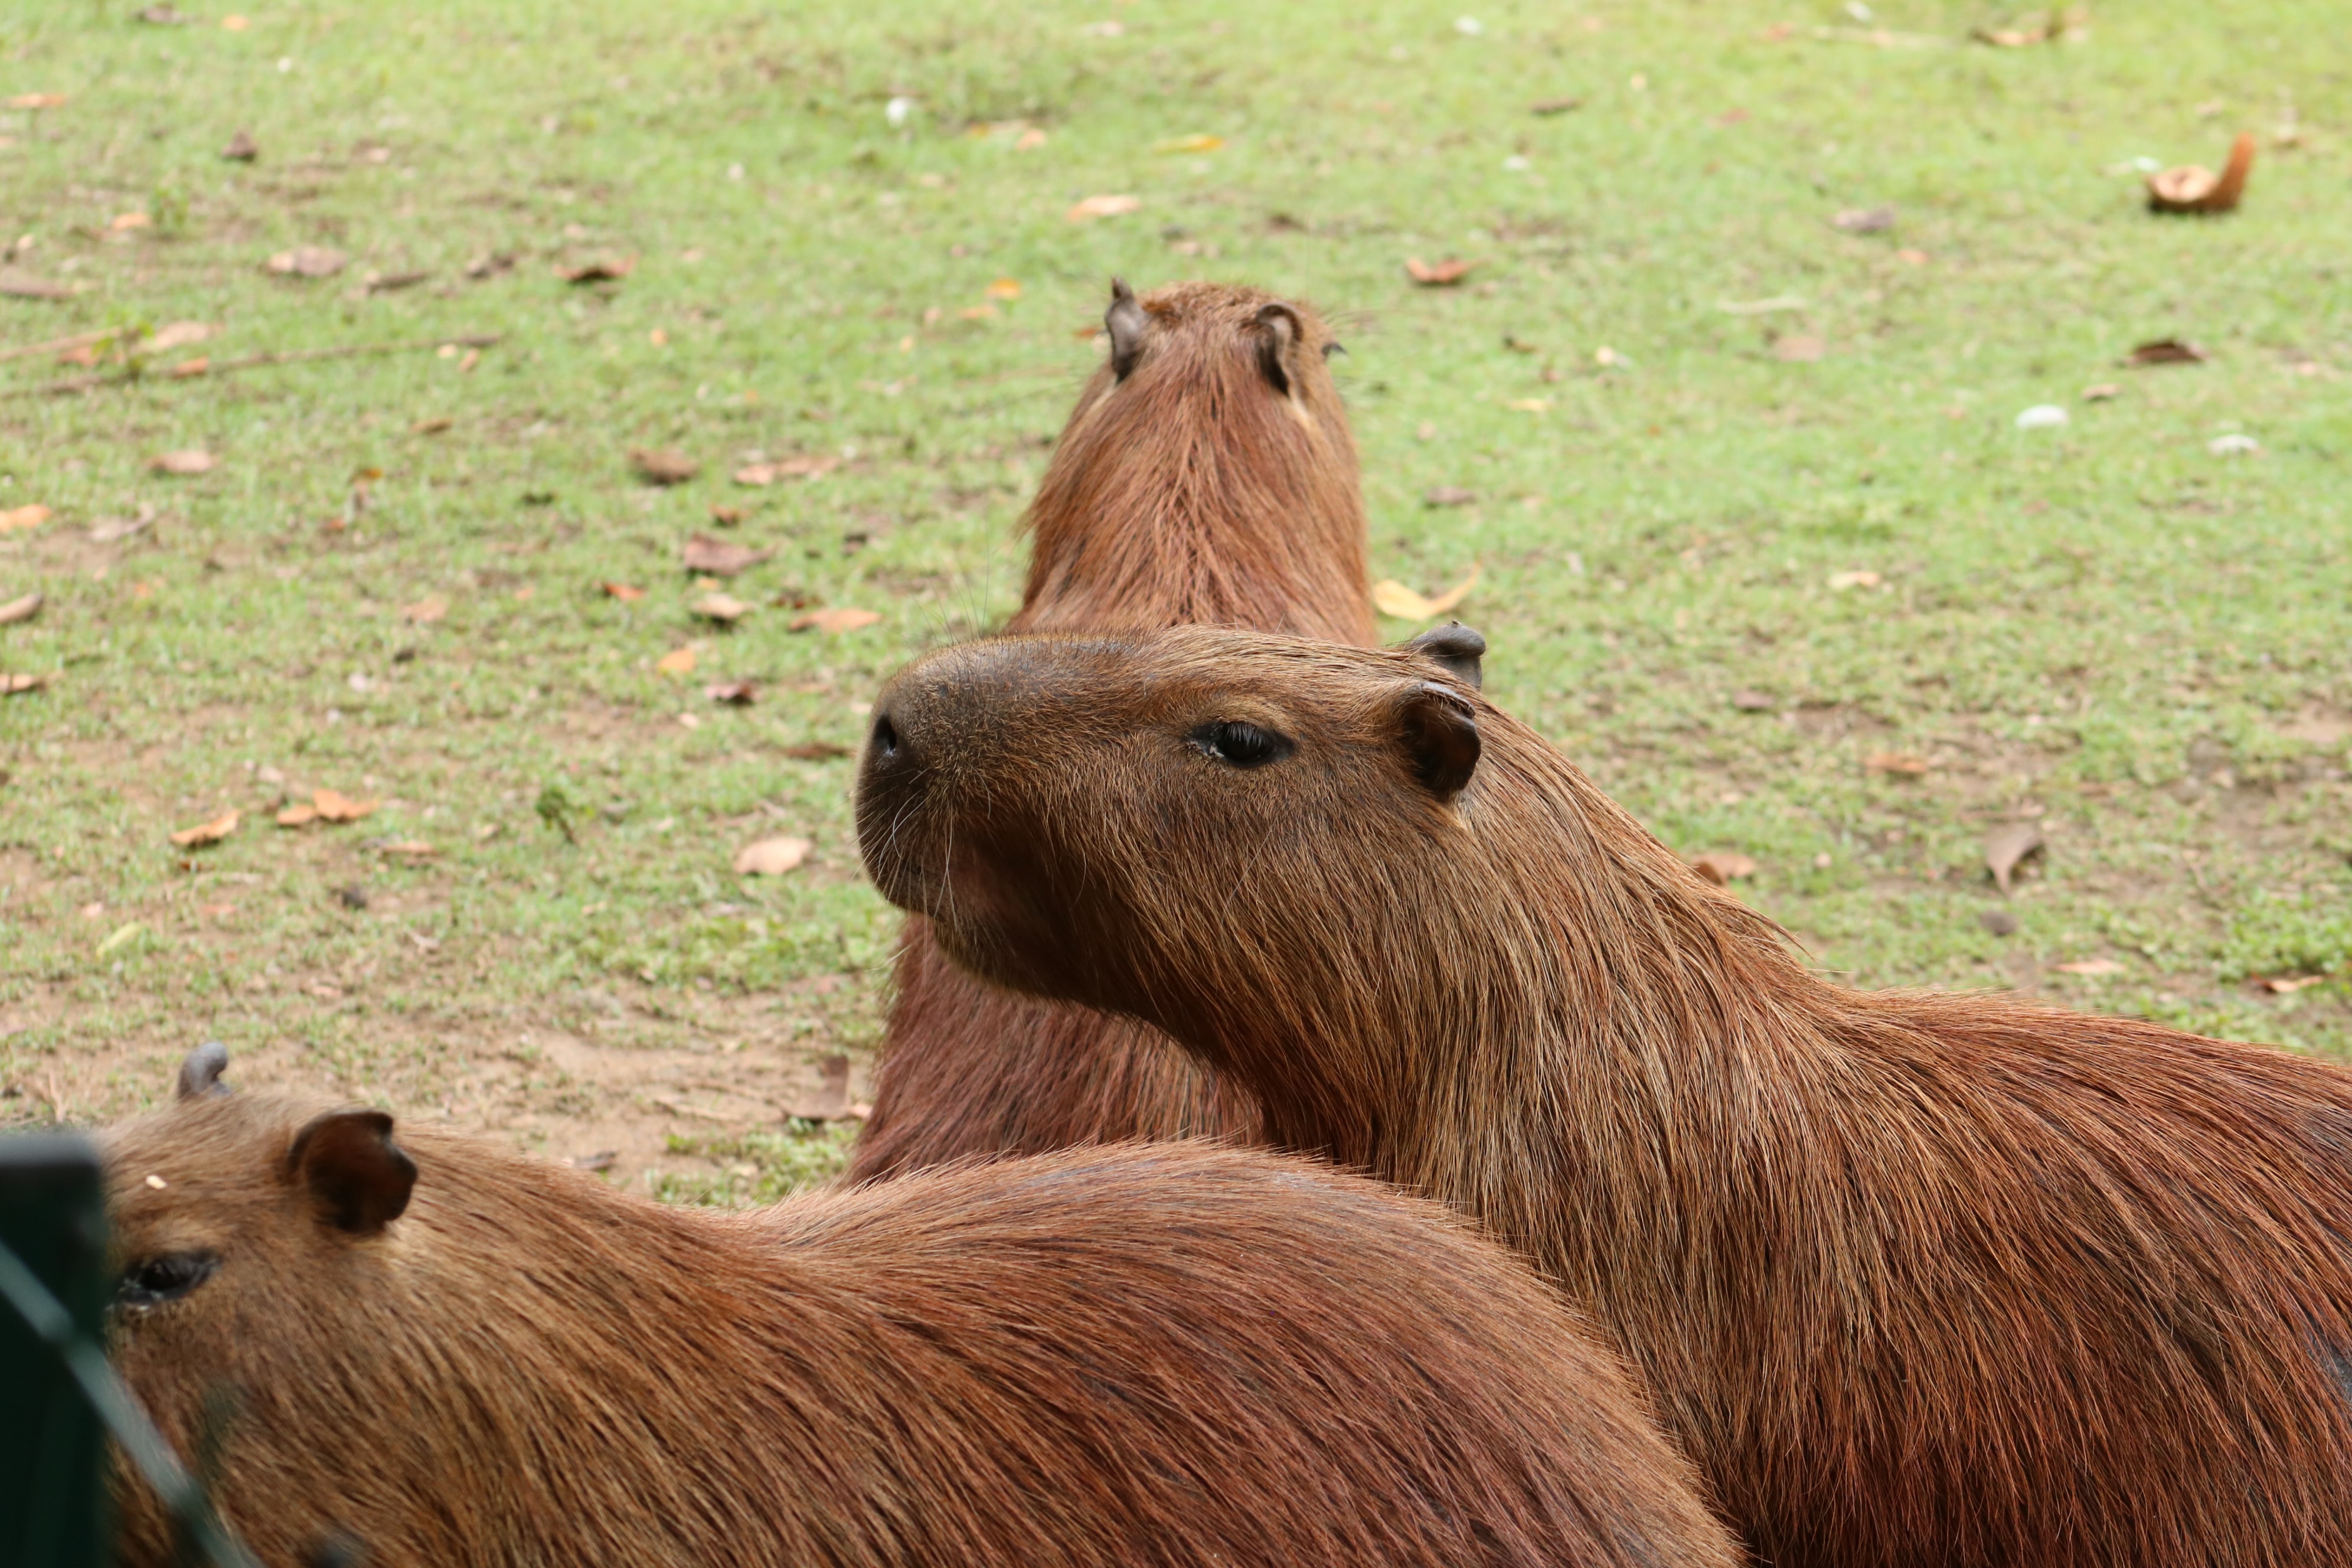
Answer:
[852, 278, 1376, 1181]
[858, 625, 2352, 1568]
[101, 1056, 1742, 1568]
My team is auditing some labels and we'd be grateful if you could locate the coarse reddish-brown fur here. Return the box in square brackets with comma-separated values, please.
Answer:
[100, 1083, 1743, 1568]
[853, 279, 1375, 1180]
[859, 625, 2352, 1568]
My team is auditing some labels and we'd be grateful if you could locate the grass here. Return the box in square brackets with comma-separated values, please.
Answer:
[2, 0, 2347, 1193]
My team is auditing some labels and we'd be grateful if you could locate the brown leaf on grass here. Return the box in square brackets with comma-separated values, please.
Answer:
[169, 809, 240, 848]
[2082, 383, 2121, 402]
[400, 594, 449, 625]
[1828, 569, 1881, 590]
[705, 679, 757, 705]
[1732, 690, 1775, 711]
[366, 270, 432, 294]
[265, 246, 348, 278]
[377, 841, 438, 858]
[694, 593, 753, 625]
[557, 256, 636, 283]
[1985, 821, 2044, 894]
[111, 212, 152, 232]
[680, 535, 772, 576]
[1, 505, 53, 533]
[1406, 256, 1478, 286]
[985, 276, 1023, 300]
[708, 504, 744, 525]
[148, 321, 218, 352]
[1, 672, 51, 695]
[733, 835, 811, 876]
[2260, 974, 2327, 994]
[148, 449, 217, 475]
[2128, 338, 2207, 366]
[788, 1052, 854, 1121]
[168, 358, 208, 378]
[655, 646, 697, 677]
[140, 5, 191, 22]
[220, 129, 258, 161]
[313, 789, 379, 822]
[1865, 752, 1932, 776]
[1775, 334, 1827, 362]
[1423, 486, 1476, 507]
[0, 271, 81, 300]
[782, 740, 852, 760]
[1373, 569, 1480, 622]
[631, 447, 700, 485]
[1530, 96, 1582, 115]
[1066, 194, 1142, 222]
[789, 606, 882, 635]
[733, 455, 840, 485]
[2052, 958, 2124, 976]
[6, 93, 67, 110]
[1831, 206, 1896, 233]
[2148, 133, 2256, 214]
[1688, 851, 1759, 885]
[0, 593, 40, 626]
[601, 582, 647, 601]
[411, 416, 453, 436]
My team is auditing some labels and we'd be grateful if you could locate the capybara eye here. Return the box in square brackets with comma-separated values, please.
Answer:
[1190, 720, 1293, 769]
[871, 713, 900, 759]
[117, 1250, 219, 1311]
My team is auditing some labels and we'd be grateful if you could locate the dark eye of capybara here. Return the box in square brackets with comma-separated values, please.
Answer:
[116, 1250, 220, 1311]
[870, 713, 900, 759]
[1189, 720, 1293, 769]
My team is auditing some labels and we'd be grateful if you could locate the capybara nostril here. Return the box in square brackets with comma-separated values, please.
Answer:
[870, 711, 901, 760]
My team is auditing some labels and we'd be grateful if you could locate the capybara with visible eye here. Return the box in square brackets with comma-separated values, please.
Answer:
[100, 1048, 1742, 1568]
[858, 625, 2352, 1568]
[853, 277, 1380, 1180]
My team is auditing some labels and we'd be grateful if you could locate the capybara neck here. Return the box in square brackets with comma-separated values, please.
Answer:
[1015, 280, 1372, 643]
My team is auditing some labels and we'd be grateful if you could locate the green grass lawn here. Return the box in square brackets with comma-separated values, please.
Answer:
[2, 0, 2347, 1196]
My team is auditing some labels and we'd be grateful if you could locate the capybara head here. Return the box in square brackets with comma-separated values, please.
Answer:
[1017, 279, 1371, 641]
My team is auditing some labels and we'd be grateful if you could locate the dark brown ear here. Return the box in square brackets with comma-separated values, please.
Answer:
[1253, 302, 1300, 397]
[286, 1111, 416, 1236]
[1105, 277, 1148, 380]
[1396, 621, 1486, 690]
[1394, 682, 1481, 802]
[177, 1041, 231, 1100]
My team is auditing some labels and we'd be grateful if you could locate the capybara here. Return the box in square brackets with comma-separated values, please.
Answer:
[858, 625, 2352, 1568]
[100, 1049, 1742, 1568]
[852, 277, 1377, 1180]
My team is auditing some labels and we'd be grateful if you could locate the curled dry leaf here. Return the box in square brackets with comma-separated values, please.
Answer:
[149, 450, 218, 476]
[1732, 690, 1775, 712]
[400, 594, 449, 625]
[705, 680, 757, 705]
[147, 321, 218, 353]
[2262, 975, 2327, 995]
[631, 447, 700, 485]
[1372, 567, 1479, 622]
[1423, 486, 1476, 507]
[265, 246, 349, 278]
[2128, 337, 2207, 366]
[732, 835, 812, 876]
[708, 505, 744, 525]
[655, 646, 698, 677]
[2052, 958, 2124, 976]
[694, 593, 753, 625]
[1831, 206, 1896, 233]
[1406, 256, 1478, 286]
[782, 740, 852, 760]
[220, 129, 258, 161]
[412, 416, 453, 436]
[315, 789, 379, 822]
[1688, 851, 1759, 885]
[1, 672, 51, 695]
[1984, 821, 2044, 895]
[1827, 569, 1881, 590]
[1066, 193, 1142, 221]
[601, 582, 647, 601]
[557, 256, 636, 283]
[2148, 133, 2255, 214]
[2082, 383, 2121, 402]
[733, 455, 839, 485]
[1, 504, 53, 533]
[169, 809, 240, 848]
[1864, 752, 1932, 776]
[366, 270, 432, 295]
[0, 593, 40, 626]
[789, 606, 881, 635]
[681, 535, 771, 576]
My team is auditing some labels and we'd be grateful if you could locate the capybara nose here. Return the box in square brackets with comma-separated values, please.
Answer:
[868, 710, 902, 763]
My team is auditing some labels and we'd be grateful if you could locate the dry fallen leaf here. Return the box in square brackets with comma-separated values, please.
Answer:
[148, 450, 217, 476]
[167, 357, 208, 379]
[733, 455, 839, 485]
[377, 841, 438, 858]
[1530, 96, 1582, 115]
[985, 276, 1023, 300]
[705, 679, 757, 705]
[1, 504, 53, 533]
[782, 740, 852, 760]
[412, 416, 453, 436]
[1066, 193, 1142, 221]
[631, 447, 700, 485]
[2261, 974, 2327, 994]
[1732, 690, 1775, 712]
[275, 803, 318, 827]
[1423, 486, 1476, 507]
[400, 594, 449, 625]
[1688, 851, 1759, 885]
[1775, 335, 1827, 362]
[1, 672, 51, 695]
[557, 256, 636, 283]
[733, 835, 812, 876]
[2082, 383, 2121, 402]
[220, 128, 258, 161]
[1985, 821, 2044, 895]
[313, 788, 379, 823]
[1831, 206, 1895, 233]
[2128, 337, 2207, 366]
[789, 606, 882, 635]
[2148, 133, 2256, 214]
[265, 246, 349, 278]
[1827, 569, 1881, 591]
[1864, 752, 1932, 776]
[694, 593, 753, 625]
[788, 1051, 854, 1121]
[655, 646, 698, 677]
[1373, 567, 1480, 621]
[2052, 958, 2124, 976]
[0, 271, 81, 300]
[680, 535, 772, 576]
[111, 212, 152, 232]
[169, 809, 240, 848]
[708, 505, 744, 526]
[0, 593, 40, 626]
[7, 93, 67, 110]
[146, 321, 218, 354]
[1406, 256, 1478, 286]
[602, 582, 647, 601]
[1153, 133, 1225, 153]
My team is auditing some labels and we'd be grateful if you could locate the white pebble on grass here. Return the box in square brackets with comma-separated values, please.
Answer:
[2209, 433, 2262, 456]
[2015, 404, 2069, 430]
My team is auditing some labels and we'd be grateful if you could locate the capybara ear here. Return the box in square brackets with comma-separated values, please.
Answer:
[1106, 277, 1149, 381]
[177, 1040, 231, 1100]
[286, 1110, 417, 1236]
[1253, 302, 1301, 397]
[1397, 621, 1486, 691]
[1394, 682, 1481, 802]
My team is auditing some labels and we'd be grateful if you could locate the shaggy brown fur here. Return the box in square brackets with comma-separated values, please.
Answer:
[100, 1074, 1742, 1568]
[853, 279, 1374, 1180]
[859, 625, 2352, 1568]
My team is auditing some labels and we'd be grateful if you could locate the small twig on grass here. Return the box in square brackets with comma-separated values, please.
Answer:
[1, 332, 502, 400]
